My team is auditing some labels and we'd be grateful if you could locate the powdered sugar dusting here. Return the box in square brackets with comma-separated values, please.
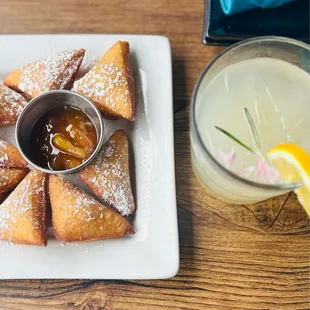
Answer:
[70, 190, 100, 223]
[59, 52, 85, 89]
[0, 139, 27, 168]
[0, 168, 28, 195]
[80, 131, 135, 216]
[0, 85, 28, 126]
[0, 153, 8, 165]
[51, 175, 134, 242]
[53, 177, 112, 241]
[0, 170, 11, 191]
[0, 140, 10, 166]
[73, 43, 133, 119]
[0, 170, 46, 243]
[59, 177, 105, 227]
[0, 140, 8, 149]
[15, 49, 84, 98]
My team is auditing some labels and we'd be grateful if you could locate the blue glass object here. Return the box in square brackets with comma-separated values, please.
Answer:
[203, 0, 309, 45]
[219, 0, 296, 15]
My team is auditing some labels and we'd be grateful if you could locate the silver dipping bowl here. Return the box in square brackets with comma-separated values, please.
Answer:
[15, 90, 104, 174]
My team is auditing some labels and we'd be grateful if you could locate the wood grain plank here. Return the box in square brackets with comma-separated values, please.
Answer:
[0, 0, 308, 309]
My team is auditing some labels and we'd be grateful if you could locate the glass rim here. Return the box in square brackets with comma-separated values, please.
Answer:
[191, 36, 309, 191]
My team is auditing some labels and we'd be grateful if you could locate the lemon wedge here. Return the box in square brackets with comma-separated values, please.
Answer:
[267, 143, 310, 216]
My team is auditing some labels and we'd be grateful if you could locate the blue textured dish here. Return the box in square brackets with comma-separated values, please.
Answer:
[203, 0, 309, 45]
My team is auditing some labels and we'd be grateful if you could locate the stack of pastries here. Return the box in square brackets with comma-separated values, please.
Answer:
[0, 41, 137, 246]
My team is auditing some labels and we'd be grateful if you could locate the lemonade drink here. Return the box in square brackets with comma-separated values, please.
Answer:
[191, 37, 310, 204]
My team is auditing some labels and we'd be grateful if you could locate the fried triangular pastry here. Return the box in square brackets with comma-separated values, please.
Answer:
[0, 170, 47, 246]
[79, 130, 135, 216]
[0, 84, 28, 126]
[0, 139, 27, 168]
[4, 49, 85, 99]
[49, 175, 134, 242]
[73, 41, 135, 121]
[0, 168, 29, 202]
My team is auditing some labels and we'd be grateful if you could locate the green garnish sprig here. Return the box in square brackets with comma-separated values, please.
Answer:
[215, 108, 262, 158]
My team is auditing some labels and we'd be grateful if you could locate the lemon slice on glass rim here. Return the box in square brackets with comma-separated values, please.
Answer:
[268, 143, 310, 217]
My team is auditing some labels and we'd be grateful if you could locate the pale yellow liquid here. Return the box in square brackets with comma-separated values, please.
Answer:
[196, 58, 310, 184]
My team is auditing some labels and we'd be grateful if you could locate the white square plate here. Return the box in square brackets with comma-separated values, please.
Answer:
[0, 34, 179, 279]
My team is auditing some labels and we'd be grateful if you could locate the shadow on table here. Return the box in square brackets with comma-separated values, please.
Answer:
[173, 57, 187, 114]
[172, 54, 196, 274]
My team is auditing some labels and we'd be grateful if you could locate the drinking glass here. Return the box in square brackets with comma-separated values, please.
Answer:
[190, 36, 310, 204]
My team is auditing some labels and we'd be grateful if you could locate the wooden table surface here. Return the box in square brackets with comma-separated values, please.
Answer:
[0, 1, 309, 309]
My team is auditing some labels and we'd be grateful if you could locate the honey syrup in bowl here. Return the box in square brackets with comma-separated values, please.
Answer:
[31, 105, 97, 171]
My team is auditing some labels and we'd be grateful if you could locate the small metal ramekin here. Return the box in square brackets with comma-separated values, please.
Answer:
[15, 90, 104, 174]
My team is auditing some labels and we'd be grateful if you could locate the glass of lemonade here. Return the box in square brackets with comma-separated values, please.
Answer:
[190, 37, 310, 204]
